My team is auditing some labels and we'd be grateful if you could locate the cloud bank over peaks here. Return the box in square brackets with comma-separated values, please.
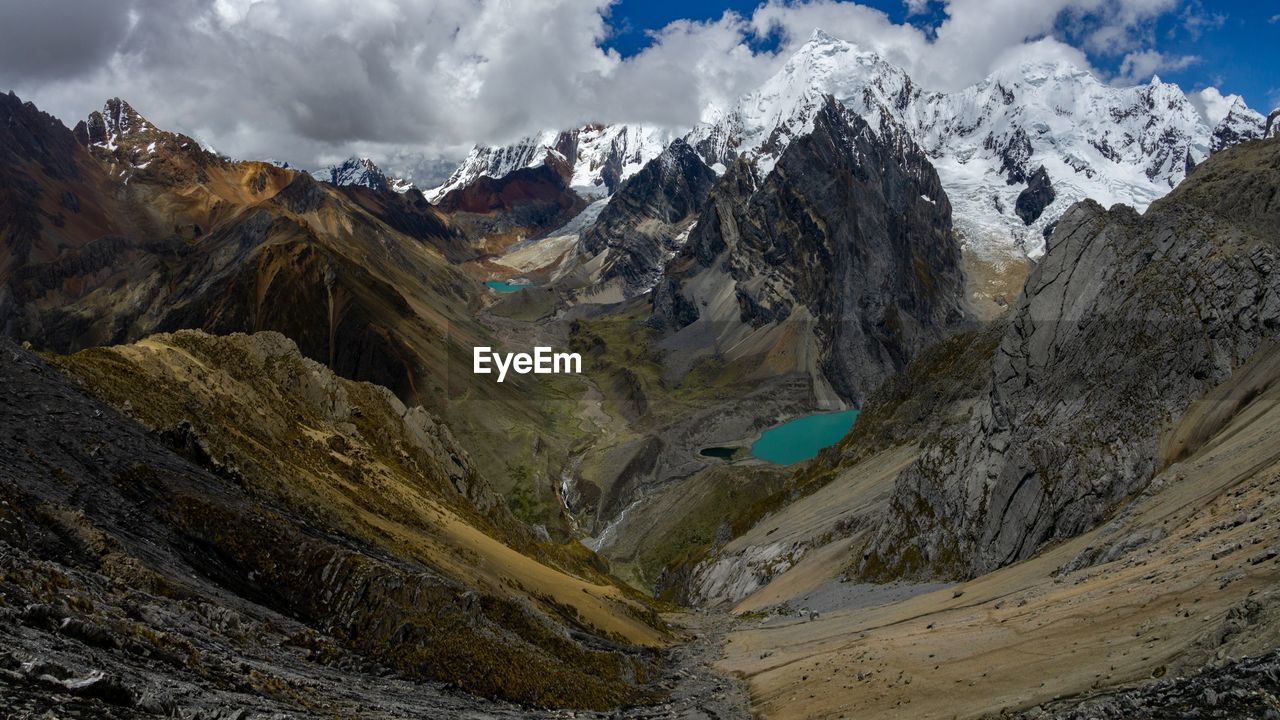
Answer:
[0, 0, 1244, 175]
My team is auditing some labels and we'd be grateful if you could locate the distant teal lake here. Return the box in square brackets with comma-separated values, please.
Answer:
[485, 280, 532, 293]
[750, 409, 859, 465]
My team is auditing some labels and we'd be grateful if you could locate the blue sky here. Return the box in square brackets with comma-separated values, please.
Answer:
[603, 0, 1279, 111]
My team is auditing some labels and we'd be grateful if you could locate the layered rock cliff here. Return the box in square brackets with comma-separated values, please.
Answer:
[654, 96, 967, 405]
[861, 136, 1280, 579]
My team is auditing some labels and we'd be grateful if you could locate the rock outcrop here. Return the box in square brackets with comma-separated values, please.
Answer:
[655, 96, 967, 405]
[861, 136, 1280, 579]
[572, 139, 718, 297]
[434, 161, 586, 239]
[1015, 165, 1056, 225]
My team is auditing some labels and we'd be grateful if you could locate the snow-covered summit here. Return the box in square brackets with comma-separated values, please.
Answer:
[426, 123, 674, 202]
[688, 29, 920, 177]
[427, 29, 1265, 260]
[1210, 97, 1276, 154]
[688, 31, 1225, 257]
[313, 157, 413, 193]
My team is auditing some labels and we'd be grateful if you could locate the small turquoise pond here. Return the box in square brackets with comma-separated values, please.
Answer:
[750, 409, 860, 465]
[485, 280, 532, 293]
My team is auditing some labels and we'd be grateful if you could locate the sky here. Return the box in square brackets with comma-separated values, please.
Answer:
[0, 0, 1275, 182]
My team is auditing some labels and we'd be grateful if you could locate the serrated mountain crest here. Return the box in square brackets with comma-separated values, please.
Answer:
[313, 156, 413, 193]
[686, 32, 1229, 258]
[427, 123, 674, 203]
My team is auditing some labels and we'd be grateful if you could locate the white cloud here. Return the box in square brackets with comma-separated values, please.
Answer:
[1116, 48, 1198, 83]
[1179, 7, 1225, 40]
[0, 0, 1207, 174]
[1189, 86, 1238, 126]
[903, 0, 933, 16]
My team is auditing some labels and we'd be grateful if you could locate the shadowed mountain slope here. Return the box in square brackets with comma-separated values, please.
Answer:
[0, 330, 668, 714]
[861, 135, 1280, 579]
[653, 96, 967, 406]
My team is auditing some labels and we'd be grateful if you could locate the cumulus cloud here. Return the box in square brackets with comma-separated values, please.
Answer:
[1189, 86, 1239, 126]
[1116, 49, 1198, 83]
[903, 0, 933, 16]
[0, 0, 1209, 176]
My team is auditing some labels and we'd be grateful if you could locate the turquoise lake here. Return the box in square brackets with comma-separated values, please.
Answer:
[484, 280, 532, 293]
[750, 409, 859, 465]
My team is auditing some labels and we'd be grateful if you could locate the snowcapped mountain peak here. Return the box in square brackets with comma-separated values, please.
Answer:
[97, 98, 152, 137]
[807, 27, 841, 44]
[313, 156, 413, 193]
[426, 123, 674, 203]
[76, 98, 161, 151]
[777, 31, 910, 93]
[686, 31, 918, 176]
[1210, 98, 1271, 154]
[992, 58, 1092, 88]
[683, 29, 1247, 257]
[425, 26, 1265, 262]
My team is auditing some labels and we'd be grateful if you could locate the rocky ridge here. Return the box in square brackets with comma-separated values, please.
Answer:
[861, 135, 1280, 579]
[0, 332, 672, 712]
[563, 139, 719, 300]
[653, 95, 967, 405]
[313, 156, 414, 193]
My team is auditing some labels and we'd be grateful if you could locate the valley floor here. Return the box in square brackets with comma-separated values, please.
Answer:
[706, 351, 1280, 719]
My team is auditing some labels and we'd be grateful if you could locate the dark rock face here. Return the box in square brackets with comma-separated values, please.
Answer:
[434, 130, 585, 239]
[658, 96, 967, 404]
[986, 126, 1033, 184]
[340, 184, 475, 262]
[861, 137, 1280, 580]
[578, 139, 717, 296]
[649, 276, 700, 330]
[1015, 165, 1056, 225]
[0, 91, 103, 274]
